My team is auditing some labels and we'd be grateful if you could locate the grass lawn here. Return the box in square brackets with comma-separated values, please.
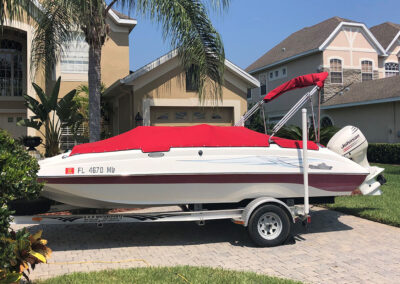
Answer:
[35, 266, 300, 284]
[327, 163, 400, 227]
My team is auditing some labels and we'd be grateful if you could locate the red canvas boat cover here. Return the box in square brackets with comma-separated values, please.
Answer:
[70, 124, 319, 155]
[264, 72, 328, 102]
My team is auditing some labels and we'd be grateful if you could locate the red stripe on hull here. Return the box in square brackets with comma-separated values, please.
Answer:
[38, 173, 366, 192]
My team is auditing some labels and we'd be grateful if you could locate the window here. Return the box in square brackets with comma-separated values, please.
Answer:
[7, 117, 13, 123]
[268, 67, 287, 81]
[61, 33, 89, 73]
[385, 62, 399, 77]
[361, 60, 373, 81]
[193, 111, 206, 120]
[0, 39, 23, 96]
[247, 88, 252, 99]
[185, 65, 199, 92]
[330, 59, 342, 84]
[321, 116, 333, 128]
[60, 125, 84, 151]
[259, 74, 267, 95]
[156, 112, 169, 121]
[175, 111, 187, 120]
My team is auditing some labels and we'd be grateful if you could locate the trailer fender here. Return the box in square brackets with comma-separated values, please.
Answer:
[241, 197, 295, 226]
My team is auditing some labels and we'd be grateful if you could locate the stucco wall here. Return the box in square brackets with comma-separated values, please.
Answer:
[58, 30, 131, 97]
[111, 62, 249, 134]
[1, 11, 131, 144]
[323, 102, 400, 143]
[323, 27, 379, 68]
[0, 14, 46, 138]
[250, 53, 323, 126]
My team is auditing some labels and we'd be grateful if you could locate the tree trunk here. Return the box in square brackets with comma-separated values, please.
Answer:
[88, 43, 102, 142]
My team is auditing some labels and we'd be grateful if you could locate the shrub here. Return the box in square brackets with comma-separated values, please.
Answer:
[275, 125, 339, 146]
[0, 129, 43, 201]
[367, 143, 400, 164]
[18, 77, 83, 157]
[0, 129, 45, 282]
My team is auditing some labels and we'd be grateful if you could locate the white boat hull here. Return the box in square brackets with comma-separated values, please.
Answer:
[38, 146, 369, 208]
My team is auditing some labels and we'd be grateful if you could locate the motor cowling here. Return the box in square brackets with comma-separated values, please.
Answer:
[327, 126, 384, 196]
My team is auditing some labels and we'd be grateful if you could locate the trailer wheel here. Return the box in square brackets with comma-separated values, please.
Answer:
[248, 204, 291, 247]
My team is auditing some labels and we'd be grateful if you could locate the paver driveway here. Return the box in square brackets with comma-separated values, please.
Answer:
[12, 207, 400, 283]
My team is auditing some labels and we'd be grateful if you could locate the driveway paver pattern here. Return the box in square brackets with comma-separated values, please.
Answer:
[12, 207, 400, 283]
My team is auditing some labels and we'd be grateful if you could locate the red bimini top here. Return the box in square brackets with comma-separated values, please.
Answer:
[264, 72, 328, 103]
[70, 124, 319, 156]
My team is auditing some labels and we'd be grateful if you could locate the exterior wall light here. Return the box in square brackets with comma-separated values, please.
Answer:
[135, 112, 143, 127]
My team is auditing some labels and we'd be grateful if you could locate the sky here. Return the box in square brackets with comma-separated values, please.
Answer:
[114, 0, 400, 71]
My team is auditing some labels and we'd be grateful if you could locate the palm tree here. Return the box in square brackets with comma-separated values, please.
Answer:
[18, 77, 83, 156]
[2, 0, 229, 142]
[74, 83, 112, 140]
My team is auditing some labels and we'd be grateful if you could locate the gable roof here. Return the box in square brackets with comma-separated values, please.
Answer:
[246, 17, 386, 74]
[321, 76, 400, 109]
[105, 50, 260, 97]
[30, 1, 136, 27]
[246, 17, 354, 73]
[370, 22, 400, 51]
[125, 50, 259, 87]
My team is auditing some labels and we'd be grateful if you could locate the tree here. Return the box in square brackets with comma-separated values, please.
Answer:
[18, 77, 83, 157]
[74, 83, 113, 140]
[2, 0, 229, 142]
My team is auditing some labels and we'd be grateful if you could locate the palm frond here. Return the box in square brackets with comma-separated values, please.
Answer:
[23, 94, 48, 122]
[31, 83, 49, 109]
[134, 0, 226, 102]
[0, 0, 23, 26]
[49, 77, 61, 109]
[17, 118, 42, 130]
[56, 89, 77, 122]
[30, 0, 78, 80]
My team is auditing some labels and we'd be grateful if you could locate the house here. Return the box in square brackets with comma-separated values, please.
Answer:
[104, 50, 259, 135]
[246, 17, 400, 142]
[0, 3, 136, 149]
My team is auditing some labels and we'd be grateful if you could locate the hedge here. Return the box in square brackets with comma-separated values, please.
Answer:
[367, 143, 400, 164]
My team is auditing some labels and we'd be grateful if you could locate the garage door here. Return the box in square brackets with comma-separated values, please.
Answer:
[0, 113, 26, 138]
[150, 106, 234, 126]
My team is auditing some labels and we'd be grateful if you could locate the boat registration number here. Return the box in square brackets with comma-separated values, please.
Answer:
[76, 166, 116, 174]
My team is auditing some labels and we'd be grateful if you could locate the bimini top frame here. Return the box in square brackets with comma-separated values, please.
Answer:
[236, 72, 329, 142]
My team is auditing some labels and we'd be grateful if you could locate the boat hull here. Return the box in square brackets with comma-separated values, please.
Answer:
[38, 146, 369, 208]
[40, 174, 365, 208]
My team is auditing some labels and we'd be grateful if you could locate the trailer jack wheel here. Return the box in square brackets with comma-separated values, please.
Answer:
[248, 204, 291, 247]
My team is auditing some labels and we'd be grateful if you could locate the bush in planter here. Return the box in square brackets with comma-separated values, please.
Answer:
[0, 129, 47, 282]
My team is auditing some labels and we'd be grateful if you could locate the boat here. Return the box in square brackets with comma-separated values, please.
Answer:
[37, 72, 384, 209]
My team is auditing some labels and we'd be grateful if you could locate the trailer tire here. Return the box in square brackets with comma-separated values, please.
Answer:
[247, 204, 291, 247]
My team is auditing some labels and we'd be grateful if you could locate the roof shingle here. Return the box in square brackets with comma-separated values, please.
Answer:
[322, 76, 400, 107]
[370, 22, 400, 50]
[111, 8, 135, 21]
[246, 17, 356, 73]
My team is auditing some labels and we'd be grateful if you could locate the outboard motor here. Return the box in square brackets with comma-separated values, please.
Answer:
[327, 126, 385, 195]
